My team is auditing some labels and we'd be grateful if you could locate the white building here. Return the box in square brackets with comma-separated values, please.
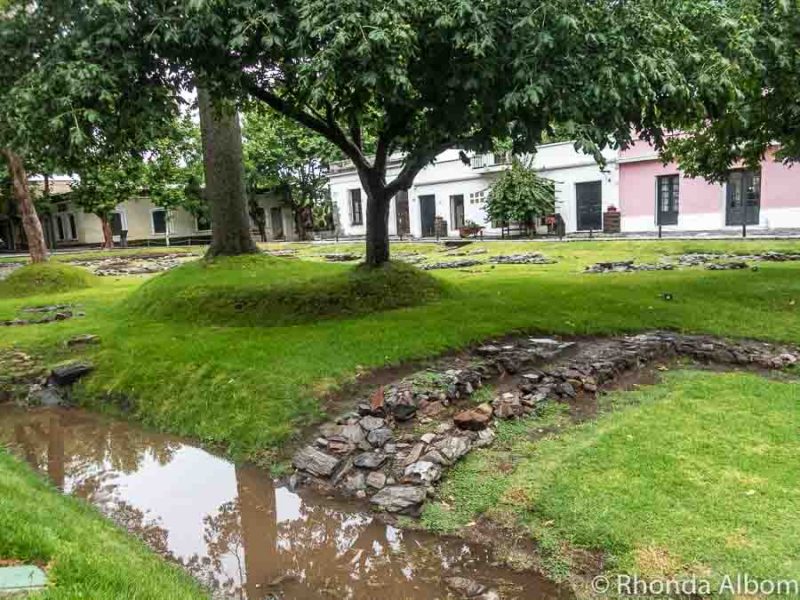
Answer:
[0, 176, 298, 251]
[328, 142, 619, 238]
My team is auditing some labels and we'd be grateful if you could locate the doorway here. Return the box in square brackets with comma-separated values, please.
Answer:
[450, 195, 465, 230]
[576, 181, 602, 231]
[270, 207, 284, 240]
[420, 195, 436, 237]
[726, 170, 761, 226]
[395, 190, 410, 236]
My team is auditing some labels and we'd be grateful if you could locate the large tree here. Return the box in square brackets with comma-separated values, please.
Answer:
[197, 88, 259, 257]
[242, 108, 340, 241]
[663, 0, 800, 179]
[0, 1, 180, 261]
[141, 0, 738, 265]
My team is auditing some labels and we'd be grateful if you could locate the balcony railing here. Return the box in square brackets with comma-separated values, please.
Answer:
[470, 152, 511, 169]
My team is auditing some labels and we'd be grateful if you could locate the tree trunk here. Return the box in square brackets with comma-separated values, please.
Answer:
[363, 184, 391, 266]
[1, 149, 48, 262]
[99, 214, 114, 249]
[197, 87, 259, 257]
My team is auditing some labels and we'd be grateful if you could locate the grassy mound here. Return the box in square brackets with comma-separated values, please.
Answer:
[127, 254, 446, 326]
[0, 262, 96, 298]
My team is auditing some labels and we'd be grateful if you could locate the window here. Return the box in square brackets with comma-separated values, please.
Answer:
[450, 194, 465, 229]
[53, 209, 78, 242]
[109, 212, 124, 236]
[469, 191, 485, 205]
[151, 209, 167, 234]
[726, 170, 761, 226]
[350, 189, 363, 225]
[656, 175, 679, 226]
[68, 214, 77, 240]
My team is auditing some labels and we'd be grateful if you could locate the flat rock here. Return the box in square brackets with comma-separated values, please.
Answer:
[293, 446, 340, 477]
[352, 452, 387, 469]
[393, 403, 417, 421]
[48, 362, 94, 386]
[433, 436, 471, 463]
[453, 408, 491, 431]
[66, 334, 100, 347]
[445, 576, 488, 598]
[367, 427, 393, 447]
[359, 416, 385, 431]
[370, 485, 427, 513]
[404, 461, 442, 485]
[366, 471, 387, 489]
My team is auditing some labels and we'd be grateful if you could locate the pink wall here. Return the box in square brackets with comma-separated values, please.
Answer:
[619, 141, 800, 217]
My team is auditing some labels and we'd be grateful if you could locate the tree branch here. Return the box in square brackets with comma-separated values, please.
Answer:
[386, 142, 453, 196]
[242, 76, 369, 171]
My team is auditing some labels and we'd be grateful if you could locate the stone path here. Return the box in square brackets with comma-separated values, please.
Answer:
[292, 332, 799, 515]
[586, 251, 800, 274]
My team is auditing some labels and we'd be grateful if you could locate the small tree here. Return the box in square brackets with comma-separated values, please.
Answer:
[142, 116, 204, 246]
[70, 156, 143, 249]
[486, 158, 555, 235]
[242, 108, 341, 241]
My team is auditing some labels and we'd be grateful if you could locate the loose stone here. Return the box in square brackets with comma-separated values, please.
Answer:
[352, 452, 387, 469]
[370, 485, 427, 513]
[293, 446, 340, 478]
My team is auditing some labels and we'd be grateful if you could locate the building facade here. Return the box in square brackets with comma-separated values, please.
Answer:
[328, 142, 620, 238]
[1, 176, 298, 251]
[618, 140, 800, 233]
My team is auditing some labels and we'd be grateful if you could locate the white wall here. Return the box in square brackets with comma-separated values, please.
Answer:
[328, 143, 619, 237]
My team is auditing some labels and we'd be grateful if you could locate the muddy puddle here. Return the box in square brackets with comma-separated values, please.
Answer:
[0, 406, 568, 600]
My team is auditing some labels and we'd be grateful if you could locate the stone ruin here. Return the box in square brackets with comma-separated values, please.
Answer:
[489, 253, 556, 265]
[323, 253, 362, 262]
[1, 304, 82, 327]
[0, 345, 94, 407]
[587, 250, 800, 274]
[584, 260, 676, 274]
[292, 332, 799, 516]
[0, 262, 22, 281]
[68, 252, 197, 276]
[420, 259, 483, 270]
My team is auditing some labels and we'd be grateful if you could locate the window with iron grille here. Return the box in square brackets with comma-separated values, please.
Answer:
[656, 175, 679, 226]
[350, 189, 363, 225]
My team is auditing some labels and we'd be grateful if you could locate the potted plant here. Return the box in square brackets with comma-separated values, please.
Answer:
[459, 220, 483, 238]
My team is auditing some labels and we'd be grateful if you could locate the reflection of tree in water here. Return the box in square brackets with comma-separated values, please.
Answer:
[0, 408, 180, 500]
[189, 465, 481, 600]
[106, 500, 172, 558]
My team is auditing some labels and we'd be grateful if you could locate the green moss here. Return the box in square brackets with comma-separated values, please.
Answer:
[126, 255, 446, 326]
[0, 263, 97, 298]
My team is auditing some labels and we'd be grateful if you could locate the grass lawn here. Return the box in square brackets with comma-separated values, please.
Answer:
[423, 370, 800, 593]
[0, 451, 206, 599]
[2, 239, 800, 596]
[2, 239, 800, 462]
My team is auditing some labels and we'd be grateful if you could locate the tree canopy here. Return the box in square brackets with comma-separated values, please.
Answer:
[138, 0, 739, 264]
[0, 0, 182, 260]
[663, 0, 800, 180]
[242, 108, 341, 238]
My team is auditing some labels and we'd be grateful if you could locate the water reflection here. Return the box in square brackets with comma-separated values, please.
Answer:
[0, 407, 568, 599]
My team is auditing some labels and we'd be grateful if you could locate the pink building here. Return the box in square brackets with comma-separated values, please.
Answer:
[618, 140, 800, 233]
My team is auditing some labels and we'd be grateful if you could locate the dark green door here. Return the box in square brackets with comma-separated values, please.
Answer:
[420, 195, 436, 237]
[576, 181, 602, 231]
[726, 170, 761, 226]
